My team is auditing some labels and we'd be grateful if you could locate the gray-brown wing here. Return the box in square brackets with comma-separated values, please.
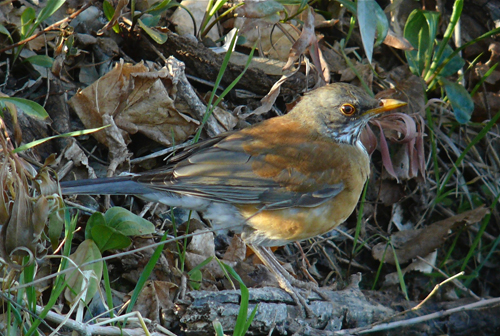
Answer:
[135, 132, 344, 209]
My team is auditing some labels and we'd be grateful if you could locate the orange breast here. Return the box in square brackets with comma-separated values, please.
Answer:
[237, 142, 370, 247]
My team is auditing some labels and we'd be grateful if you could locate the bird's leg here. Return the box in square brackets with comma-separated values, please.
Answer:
[254, 246, 332, 302]
[250, 245, 315, 317]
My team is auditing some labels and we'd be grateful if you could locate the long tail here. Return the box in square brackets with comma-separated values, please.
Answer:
[60, 176, 156, 195]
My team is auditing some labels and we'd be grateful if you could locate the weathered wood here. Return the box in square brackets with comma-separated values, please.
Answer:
[176, 275, 394, 335]
[131, 31, 311, 98]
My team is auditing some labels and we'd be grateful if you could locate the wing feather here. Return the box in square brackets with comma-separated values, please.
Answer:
[135, 118, 348, 208]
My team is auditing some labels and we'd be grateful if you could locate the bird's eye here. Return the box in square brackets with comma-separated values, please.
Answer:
[340, 103, 356, 116]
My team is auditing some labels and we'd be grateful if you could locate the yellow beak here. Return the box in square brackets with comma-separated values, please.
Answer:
[363, 98, 407, 116]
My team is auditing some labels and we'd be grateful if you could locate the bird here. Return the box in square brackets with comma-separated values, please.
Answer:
[60, 82, 406, 315]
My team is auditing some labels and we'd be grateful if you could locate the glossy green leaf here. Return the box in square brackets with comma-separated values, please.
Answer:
[24, 55, 54, 68]
[0, 97, 48, 119]
[432, 43, 465, 77]
[21, 7, 36, 38]
[91, 225, 132, 252]
[65, 239, 103, 304]
[85, 212, 106, 240]
[138, 19, 168, 44]
[358, 0, 388, 63]
[139, 15, 161, 27]
[104, 207, 156, 236]
[103, 0, 115, 20]
[102, 0, 120, 33]
[36, 0, 66, 25]
[404, 9, 440, 76]
[440, 78, 474, 124]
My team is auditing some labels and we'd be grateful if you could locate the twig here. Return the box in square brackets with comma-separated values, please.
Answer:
[412, 271, 465, 310]
[335, 297, 500, 335]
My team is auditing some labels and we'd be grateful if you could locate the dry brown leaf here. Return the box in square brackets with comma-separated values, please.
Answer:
[472, 91, 500, 121]
[378, 180, 405, 206]
[129, 281, 160, 321]
[236, 3, 326, 61]
[223, 235, 246, 262]
[473, 64, 500, 84]
[283, 7, 329, 84]
[125, 280, 177, 321]
[382, 29, 413, 50]
[372, 206, 490, 265]
[0, 129, 56, 268]
[339, 63, 372, 83]
[62, 141, 97, 179]
[321, 45, 348, 73]
[68, 60, 199, 148]
[187, 229, 215, 257]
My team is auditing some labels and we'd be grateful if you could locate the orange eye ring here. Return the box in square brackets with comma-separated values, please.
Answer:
[340, 103, 356, 116]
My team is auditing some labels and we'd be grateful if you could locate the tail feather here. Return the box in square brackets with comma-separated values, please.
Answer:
[60, 176, 155, 195]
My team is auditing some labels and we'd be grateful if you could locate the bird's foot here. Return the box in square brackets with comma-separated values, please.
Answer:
[286, 276, 332, 302]
[272, 274, 315, 317]
[250, 246, 331, 317]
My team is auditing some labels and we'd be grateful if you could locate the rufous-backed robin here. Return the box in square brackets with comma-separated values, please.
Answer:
[61, 83, 406, 314]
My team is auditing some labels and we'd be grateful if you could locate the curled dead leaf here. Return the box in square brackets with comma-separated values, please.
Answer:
[372, 206, 490, 265]
[68, 60, 199, 148]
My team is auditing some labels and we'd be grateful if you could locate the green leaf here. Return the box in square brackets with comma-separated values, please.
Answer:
[85, 212, 106, 240]
[65, 239, 103, 304]
[145, 0, 174, 16]
[102, 0, 120, 33]
[91, 225, 132, 252]
[138, 19, 168, 44]
[20, 7, 36, 38]
[24, 55, 54, 68]
[0, 24, 12, 42]
[357, 0, 388, 63]
[404, 9, 440, 76]
[188, 269, 202, 290]
[0, 97, 48, 119]
[440, 78, 474, 124]
[390, 241, 409, 300]
[432, 43, 465, 77]
[218, 261, 258, 336]
[103, 0, 115, 20]
[35, 0, 66, 25]
[104, 207, 156, 236]
[140, 15, 161, 27]
[12, 125, 110, 153]
[425, 0, 464, 81]
[187, 256, 213, 289]
[213, 320, 224, 336]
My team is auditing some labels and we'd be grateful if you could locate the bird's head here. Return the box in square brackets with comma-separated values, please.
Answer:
[290, 83, 407, 145]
